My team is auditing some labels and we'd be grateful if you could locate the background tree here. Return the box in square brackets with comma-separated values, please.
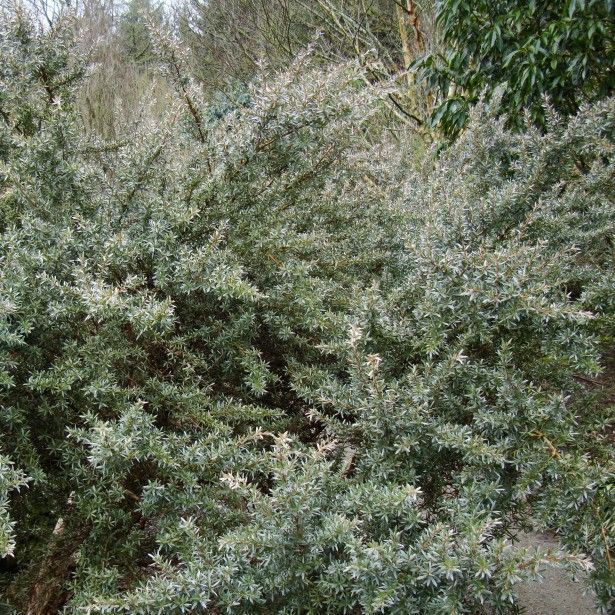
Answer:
[416, 0, 615, 138]
[76, 0, 172, 139]
[180, 0, 438, 133]
[117, 0, 164, 65]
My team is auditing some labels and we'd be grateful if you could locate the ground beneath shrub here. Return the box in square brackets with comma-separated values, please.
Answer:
[513, 350, 615, 615]
[514, 532, 599, 614]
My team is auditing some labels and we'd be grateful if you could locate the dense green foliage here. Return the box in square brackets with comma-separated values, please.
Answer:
[417, 0, 615, 137]
[0, 6, 614, 615]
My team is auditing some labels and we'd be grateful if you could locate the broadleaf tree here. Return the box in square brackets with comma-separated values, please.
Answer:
[415, 0, 615, 137]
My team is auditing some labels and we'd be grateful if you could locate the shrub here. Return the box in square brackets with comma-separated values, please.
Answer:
[0, 10, 613, 615]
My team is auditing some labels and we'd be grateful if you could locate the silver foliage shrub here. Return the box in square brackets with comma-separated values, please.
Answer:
[0, 11, 613, 615]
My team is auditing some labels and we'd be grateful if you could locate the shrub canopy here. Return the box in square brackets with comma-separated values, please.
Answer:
[0, 11, 614, 615]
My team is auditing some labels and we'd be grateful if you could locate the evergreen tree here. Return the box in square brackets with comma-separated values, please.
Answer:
[416, 0, 615, 137]
[118, 0, 164, 65]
